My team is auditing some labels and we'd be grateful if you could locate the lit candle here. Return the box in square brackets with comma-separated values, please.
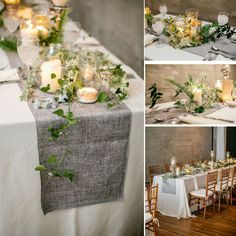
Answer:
[20, 21, 38, 40]
[4, 0, 20, 5]
[176, 167, 180, 177]
[17, 7, 33, 20]
[222, 79, 233, 102]
[193, 88, 202, 105]
[36, 25, 49, 39]
[52, 0, 68, 7]
[78, 87, 98, 104]
[41, 59, 61, 93]
[83, 65, 93, 81]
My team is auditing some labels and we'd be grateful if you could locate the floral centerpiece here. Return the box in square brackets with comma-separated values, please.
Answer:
[146, 7, 236, 49]
[166, 73, 219, 114]
[144, 7, 154, 28]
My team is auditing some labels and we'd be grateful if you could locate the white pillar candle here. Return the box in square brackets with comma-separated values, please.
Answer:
[222, 79, 233, 102]
[52, 0, 68, 7]
[193, 88, 202, 105]
[215, 80, 223, 90]
[176, 167, 180, 177]
[41, 59, 61, 93]
[78, 87, 98, 104]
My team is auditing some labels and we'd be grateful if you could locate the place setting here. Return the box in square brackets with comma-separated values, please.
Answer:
[145, 2, 236, 61]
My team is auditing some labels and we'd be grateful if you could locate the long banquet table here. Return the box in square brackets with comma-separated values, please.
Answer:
[145, 14, 233, 61]
[0, 28, 144, 235]
[153, 166, 235, 219]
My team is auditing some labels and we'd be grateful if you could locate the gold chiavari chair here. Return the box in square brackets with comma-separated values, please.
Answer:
[215, 168, 230, 211]
[164, 162, 184, 172]
[189, 171, 218, 220]
[145, 185, 159, 236]
[229, 166, 236, 205]
[148, 165, 160, 187]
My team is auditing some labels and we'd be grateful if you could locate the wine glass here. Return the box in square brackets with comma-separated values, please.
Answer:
[159, 4, 167, 19]
[63, 21, 82, 48]
[3, 9, 20, 34]
[217, 12, 229, 26]
[17, 37, 40, 80]
[152, 21, 165, 47]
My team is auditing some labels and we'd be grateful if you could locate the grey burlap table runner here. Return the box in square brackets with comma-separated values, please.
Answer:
[2, 28, 132, 214]
[28, 101, 132, 214]
[183, 37, 236, 60]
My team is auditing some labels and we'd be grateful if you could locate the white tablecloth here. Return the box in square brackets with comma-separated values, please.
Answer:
[153, 166, 236, 219]
[0, 29, 144, 236]
[145, 14, 230, 61]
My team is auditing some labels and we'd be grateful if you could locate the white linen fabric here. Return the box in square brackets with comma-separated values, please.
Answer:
[206, 107, 236, 123]
[153, 175, 196, 219]
[0, 29, 144, 236]
[178, 115, 230, 124]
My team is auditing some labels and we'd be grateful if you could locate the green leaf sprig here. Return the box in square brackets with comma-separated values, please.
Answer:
[147, 83, 163, 109]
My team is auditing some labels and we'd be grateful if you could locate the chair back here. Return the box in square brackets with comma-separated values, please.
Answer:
[206, 171, 218, 197]
[219, 168, 230, 190]
[230, 166, 236, 186]
[148, 165, 159, 186]
[145, 185, 158, 218]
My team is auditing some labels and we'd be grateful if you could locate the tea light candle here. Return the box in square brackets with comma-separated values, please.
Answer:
[52, 0, 68, 7]
[222, 79, 233, 102]
[193, 88, 202, 105]
[41, 59, 61, 93]
[78, 87, 98, 104]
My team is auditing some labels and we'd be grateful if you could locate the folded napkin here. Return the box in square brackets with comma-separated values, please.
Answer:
[178, 115, 230, 124]
[0, 68, 20, 82]
[145, 34, 157, 46]
[184, 37, 236, 60]
[206, 107, 236, 123]
[225, 101, 236, 107]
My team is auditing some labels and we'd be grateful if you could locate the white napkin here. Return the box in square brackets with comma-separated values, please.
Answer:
[225, 101, 236, 107]
[178, 115, 230, 124]
[0, 69, 20, 83]
[145, 34, 157, 46]
[206, 107, 236, 123]
[215, 55, 231, 61]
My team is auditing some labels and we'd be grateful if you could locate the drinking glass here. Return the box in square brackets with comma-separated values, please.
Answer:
[3, 9, 20, 34]
[17, 37, 40, 80]
[63, 21, 81, 48]
[159, 4, 167, 19]
[152, 21, 165, 47]
[217, 12, 229, 26]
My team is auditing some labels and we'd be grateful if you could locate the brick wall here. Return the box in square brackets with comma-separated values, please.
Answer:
[146, 64, 236, 105]
[146, 127, 213, 179]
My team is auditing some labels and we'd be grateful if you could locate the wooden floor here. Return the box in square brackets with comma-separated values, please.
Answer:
[146, 198, 236, 236]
